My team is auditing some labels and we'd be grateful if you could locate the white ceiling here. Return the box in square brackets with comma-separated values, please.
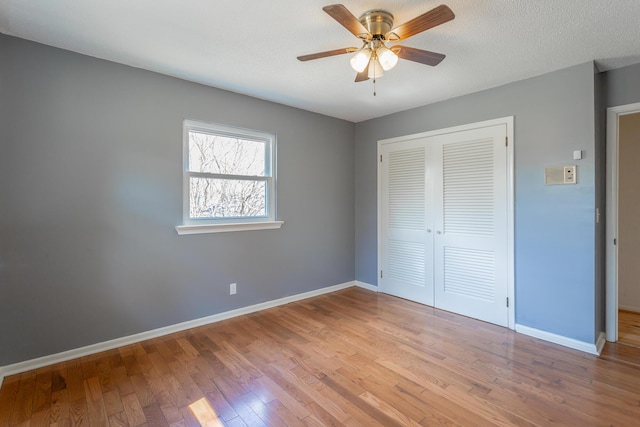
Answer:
[1, 1, 640, 122]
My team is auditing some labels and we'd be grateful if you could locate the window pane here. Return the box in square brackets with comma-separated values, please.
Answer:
[188, 131, 265, 176]
[189, 177, 266, 218]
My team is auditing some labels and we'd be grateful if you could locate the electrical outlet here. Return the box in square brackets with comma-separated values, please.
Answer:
[564, 165, 576, 184]
[230, 283, 237, 295]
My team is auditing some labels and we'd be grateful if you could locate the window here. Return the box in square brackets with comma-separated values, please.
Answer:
[176, 119, 282, 234]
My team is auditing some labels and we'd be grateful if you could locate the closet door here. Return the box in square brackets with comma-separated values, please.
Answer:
[379, 138, 434, 306]
[432, 124, 508, 326]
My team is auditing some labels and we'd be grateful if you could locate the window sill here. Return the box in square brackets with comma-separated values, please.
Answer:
[175, 221, 284, 235]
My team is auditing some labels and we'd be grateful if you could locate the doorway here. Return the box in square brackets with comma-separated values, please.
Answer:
[606, 103, 640, 344]
[377, 117, 515, 328]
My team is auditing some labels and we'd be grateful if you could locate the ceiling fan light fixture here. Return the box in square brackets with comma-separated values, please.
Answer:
[367, 58, 384, 79]
[298, 4, 455, 90]
[377, 45, 398, 71]
[350, 48, 372, 73]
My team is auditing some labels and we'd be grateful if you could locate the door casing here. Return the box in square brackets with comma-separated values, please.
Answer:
[606, 102, 640, 341]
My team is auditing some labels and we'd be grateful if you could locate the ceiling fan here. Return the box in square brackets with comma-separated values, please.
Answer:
[297, 4, 455, 89]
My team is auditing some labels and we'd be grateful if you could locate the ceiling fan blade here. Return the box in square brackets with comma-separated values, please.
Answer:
[393, 46, 446, 66]
[386, 5, 454, 41]
[323, 4, 371, 40]
[297, 47, 358, 62]
[355, 70, 369, 82]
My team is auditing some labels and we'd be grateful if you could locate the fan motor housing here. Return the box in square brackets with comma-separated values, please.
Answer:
[359, 10, 394, 36]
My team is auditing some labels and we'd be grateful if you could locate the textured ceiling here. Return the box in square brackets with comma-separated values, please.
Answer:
[1, 0, 640, 122]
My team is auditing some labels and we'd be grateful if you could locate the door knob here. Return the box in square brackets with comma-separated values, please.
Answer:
[427, 229, 432, 233]
[436, 231, 442, 234]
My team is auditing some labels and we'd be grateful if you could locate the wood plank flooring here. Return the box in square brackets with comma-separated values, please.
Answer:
[619, 309, 640, 348]
[2, 287, 640, 426]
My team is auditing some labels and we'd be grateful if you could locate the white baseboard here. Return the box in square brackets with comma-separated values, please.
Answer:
[619, 305, 640, 313]
[0, 280, 356, 388]
[515, 324, 603, 355]
[355, 281, 378, 292]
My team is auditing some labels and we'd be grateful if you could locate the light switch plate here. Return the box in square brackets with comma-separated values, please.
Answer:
[564, 165, 576, 184]
[573, 150, 582, 160]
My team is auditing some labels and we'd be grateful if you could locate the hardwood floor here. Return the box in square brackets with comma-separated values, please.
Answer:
[619, 309, 640, 348]
[2, 288, 640, 426]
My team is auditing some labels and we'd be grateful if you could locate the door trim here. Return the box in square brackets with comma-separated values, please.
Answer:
[605, 102, 640, 341]
[377, 117, 515, 329]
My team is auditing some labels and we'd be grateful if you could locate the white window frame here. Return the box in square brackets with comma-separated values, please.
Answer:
[175, 119, 283, 235]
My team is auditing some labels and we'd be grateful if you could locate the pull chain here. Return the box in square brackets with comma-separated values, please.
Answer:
[372, 58, 377, 96]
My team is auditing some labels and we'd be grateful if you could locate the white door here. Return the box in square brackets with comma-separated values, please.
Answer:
[432, 125, 508, 326]
[379, 139, 434, 305]
[379, 121, 510, 327]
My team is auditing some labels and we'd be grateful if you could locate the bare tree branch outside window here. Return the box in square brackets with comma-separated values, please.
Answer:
[188, 131, 268, 219]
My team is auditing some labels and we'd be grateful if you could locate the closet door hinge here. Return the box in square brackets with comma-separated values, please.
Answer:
[505, 136, 508, 147]
[506, 297, 509, 307]
[380, 270, 383, 278]
[380, 154, 382, 162]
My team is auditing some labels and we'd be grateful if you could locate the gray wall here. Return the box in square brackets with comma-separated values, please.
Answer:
[0, 34, 355, 365]
[604, 62, 640, 108]
[356, 62, 598, 343]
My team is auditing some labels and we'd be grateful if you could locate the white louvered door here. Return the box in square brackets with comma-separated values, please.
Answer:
[432, 125, 508, 326]
[379, 139, 434, 305]
[379, 123, 508, 326]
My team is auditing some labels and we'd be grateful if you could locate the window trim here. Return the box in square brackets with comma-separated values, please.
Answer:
[176, 220, 284, 235]
[176, 119, 281, 234]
